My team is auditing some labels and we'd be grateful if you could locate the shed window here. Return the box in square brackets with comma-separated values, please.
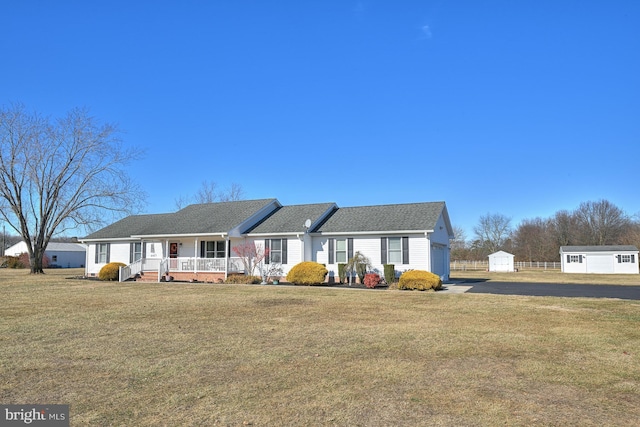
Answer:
[567, 255, 583, 263]
[618, 254, 635, 263]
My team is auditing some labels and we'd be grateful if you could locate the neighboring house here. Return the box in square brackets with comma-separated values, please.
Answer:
[560, 245, 639, 274]
[3, 241, 87, 268]
[488, 251, 515, 272]
[80, 198, 454, 282]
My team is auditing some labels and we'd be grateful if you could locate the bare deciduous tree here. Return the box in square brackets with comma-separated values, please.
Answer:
[573, 199, 630, 246]
[175, 180, 244, 209]
[513, 217, 556, 262]
[0, 104, 144, 273]
[473, 213, 512, 255]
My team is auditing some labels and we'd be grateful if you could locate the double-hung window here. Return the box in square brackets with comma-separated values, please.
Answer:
[265, 239, 287, 264]
[202, 241, 225, 258]
[388, 237, 402, 263]
[381, 237, 409, 264]
[335, 238, 347, 263]
[95, 243, 110, 264]
[130, 242, 142, 263]
[328, 238, 353, 264]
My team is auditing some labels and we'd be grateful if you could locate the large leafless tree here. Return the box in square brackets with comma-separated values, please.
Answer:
[174, 180, 244, 210]
[0, 104, 144, 273]
[473, 213, 512, 255]
[573, 199, 631, 246]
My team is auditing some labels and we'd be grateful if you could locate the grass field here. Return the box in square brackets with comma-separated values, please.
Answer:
[1, 269, 639, 426]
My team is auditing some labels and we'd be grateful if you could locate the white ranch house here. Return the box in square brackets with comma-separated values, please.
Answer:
[560, 245, 639, 274]
[80, 199, 454, 283]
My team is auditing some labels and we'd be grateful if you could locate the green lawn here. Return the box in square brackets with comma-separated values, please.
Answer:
[1, 269, 639, 426]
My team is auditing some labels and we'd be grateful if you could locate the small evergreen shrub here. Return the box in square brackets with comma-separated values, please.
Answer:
[356, 263, 367, 284]
[363, 273, 381, 289]
[338, 263, 347, 283]
[286, 262, 328, 285]
[225, 274, 261, 284]
[98, 262, 126, 281]
[384, 264, 395, 284]
[398, 270, 442, 291]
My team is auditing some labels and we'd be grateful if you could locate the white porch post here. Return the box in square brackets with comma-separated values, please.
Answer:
[224, 237, 229, 279]
[194, 239, 198, 273]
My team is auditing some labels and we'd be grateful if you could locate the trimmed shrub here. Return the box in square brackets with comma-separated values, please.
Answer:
[384, 264, 395, 284]
[225, 274, 261, 284]
[286, 262, 328, 286]
[98, 262, 126, 281]
[397, 270, 442, 291]
[18, 252, 50, 269]
[338, 263, 347, 283]
[363, 273, 381, 289]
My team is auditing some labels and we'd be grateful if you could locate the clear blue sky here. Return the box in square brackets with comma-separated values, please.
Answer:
[2, 1, 639, 239]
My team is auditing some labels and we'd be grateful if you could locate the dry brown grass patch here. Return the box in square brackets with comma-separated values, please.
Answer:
[0, 269, 639, 425]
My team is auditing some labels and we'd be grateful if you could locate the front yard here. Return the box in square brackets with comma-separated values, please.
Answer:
[1, 269, 639, 425]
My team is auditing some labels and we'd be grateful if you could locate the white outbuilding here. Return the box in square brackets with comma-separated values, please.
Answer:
[3, 241, 87, 268]
[560, 245, 639, 274]
[488, 250, 515, 272]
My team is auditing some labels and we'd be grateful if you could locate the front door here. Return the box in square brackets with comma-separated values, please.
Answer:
[169, 242, 179, 259]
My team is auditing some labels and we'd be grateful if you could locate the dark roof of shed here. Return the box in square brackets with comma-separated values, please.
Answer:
[83, 199, 277, 239]
[560, 245, 639, 252]
[313, 201, 447, 233]
[246, 203, 336, 234]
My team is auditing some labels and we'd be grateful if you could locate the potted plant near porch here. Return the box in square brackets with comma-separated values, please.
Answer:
[268, 264, 283, 285]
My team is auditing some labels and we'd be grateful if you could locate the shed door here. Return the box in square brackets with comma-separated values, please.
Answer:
[587, 255, 614, 274]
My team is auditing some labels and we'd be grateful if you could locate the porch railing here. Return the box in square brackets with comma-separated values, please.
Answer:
[119, 258, 163, 282]
[120, 257, 246, 282]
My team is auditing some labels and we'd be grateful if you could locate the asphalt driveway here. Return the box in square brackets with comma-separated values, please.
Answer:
[456, 281, 640, 300]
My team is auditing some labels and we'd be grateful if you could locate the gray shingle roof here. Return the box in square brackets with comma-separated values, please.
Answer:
[313, 201, 447, 233]
[560, 245, 639, 252]
[83, 199, 277, 240]
[246, 203, 336, 234]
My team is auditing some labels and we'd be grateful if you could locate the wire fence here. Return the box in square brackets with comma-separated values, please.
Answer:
[451, 260, 561, 271]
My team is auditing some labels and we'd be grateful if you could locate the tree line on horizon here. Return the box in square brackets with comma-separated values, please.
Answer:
[452, 199, 640, 262]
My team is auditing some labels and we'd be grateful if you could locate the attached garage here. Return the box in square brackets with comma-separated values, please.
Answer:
[560, 245, 639, 274]
[431, 244, 447, 278]
[488, 250, 515, 272]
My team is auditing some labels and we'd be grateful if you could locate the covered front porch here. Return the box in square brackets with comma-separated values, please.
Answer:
[119, 256, 246, 282]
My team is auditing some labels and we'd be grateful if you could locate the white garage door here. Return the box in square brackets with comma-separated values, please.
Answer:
[587, 255, 614, 274]
[431, 245, 445, 277]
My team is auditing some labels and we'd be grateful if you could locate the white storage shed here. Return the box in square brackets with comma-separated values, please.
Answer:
[560, 245, 639, 274]
[488, 250, 515, 272]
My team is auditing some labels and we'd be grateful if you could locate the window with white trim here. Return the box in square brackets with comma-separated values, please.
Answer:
[619, 254, 635, 263]
[265, 239, 287, 264]
[335, 238, 347, 263]
[96, 243, 110, 264]
[388, 237, 402, 264]
[131, 242, 142, 262]
[270, 239, 282, 263]
[203, 241, 225, 258]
